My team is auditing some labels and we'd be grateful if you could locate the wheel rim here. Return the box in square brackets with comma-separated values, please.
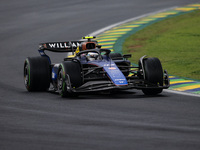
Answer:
[24, 63, 29, 86]
[58, 71, 63, 90]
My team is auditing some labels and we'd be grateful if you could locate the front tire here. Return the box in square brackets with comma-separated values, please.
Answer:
[24, 57, 50, 91]
[141, 57, 163, 95]
[57, 60, 82, 97]
[142, 88, 163, 95]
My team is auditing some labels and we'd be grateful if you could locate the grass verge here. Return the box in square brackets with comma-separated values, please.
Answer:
[123, 10, 200, 80]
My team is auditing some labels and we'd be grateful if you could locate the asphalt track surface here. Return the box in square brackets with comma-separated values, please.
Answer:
[0, 0, 200, 150]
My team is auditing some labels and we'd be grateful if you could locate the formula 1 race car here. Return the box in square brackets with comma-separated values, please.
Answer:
[24, 36, 170, 97]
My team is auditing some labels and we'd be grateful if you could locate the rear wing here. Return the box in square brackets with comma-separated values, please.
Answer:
[39, 36, 99, 52]
[39, 41, 85, 52]
[38, 36, 100, 64]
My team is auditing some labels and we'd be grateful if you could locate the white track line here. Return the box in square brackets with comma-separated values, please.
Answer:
[88, 6, 200, 97]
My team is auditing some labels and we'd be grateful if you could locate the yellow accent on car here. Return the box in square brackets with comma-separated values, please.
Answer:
[82, 36, 96, 39]
[75, 46, 80, 54]
[68, 54, 76, 58]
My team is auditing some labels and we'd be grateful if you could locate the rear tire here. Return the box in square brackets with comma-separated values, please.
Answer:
[57, 60, 82, 97]
[141, 57, 163, 95]
[24, 57, 50, 91]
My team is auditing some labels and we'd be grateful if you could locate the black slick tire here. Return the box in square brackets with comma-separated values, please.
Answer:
[142, 57, 163, 95]
[24, 56, 50, 91]
[57, 60, 82, 97]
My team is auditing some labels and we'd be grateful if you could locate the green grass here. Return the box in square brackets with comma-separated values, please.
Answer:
[123, 10, 200, 80]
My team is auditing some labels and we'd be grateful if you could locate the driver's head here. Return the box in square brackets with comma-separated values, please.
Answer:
[86, 52, 98, 61]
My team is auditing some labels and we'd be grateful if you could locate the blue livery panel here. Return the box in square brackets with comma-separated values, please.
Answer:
[89, 60, 128, 86]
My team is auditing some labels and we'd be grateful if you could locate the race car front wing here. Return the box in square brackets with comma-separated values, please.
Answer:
[63, 70, 170, 93]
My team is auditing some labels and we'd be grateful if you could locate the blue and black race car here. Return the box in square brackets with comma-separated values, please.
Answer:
[24, 36, 170, 97]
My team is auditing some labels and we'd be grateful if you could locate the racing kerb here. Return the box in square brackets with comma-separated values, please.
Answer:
[91, 3, 200, 95]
